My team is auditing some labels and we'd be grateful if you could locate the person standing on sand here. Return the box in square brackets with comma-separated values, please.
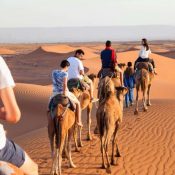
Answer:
[100, 40, 124, 86]
[0, 56, 38, 175]
[124, 62, 135, 107]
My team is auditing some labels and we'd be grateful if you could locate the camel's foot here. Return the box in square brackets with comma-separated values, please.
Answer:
[78, 141, 83, 147]
[134, 110, 139, 115]
[69, 162, 76, 168]
[111, 159, 117, 166]
[75, 147, 80, 152]
[115, 151, 121, 157]
[87, 133, 92, 141]
[147, 102, 152, 106]
[106, 167, 112, 174]
[143, 107, 148, 112]
[101, 164, 106, 169]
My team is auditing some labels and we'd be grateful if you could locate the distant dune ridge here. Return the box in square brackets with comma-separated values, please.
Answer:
[0, 25, 175, 43]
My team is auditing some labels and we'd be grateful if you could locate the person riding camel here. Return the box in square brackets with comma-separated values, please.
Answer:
[100, 40, 124, 86]
[134, 38, 157, 74]
[67, 49, 98, 103]
[49, 60, 83, 127]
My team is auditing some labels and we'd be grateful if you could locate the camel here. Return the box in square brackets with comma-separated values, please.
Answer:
[69, 74, 97, 148]
[0, 161, 24, 175]
[96, 76, 127, 174]
[47, 91, 81, 175]
[134, 62, 154, 115]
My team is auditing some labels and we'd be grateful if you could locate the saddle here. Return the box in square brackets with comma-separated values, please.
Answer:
[49, 94, 76, 119]
[67, 78, 86, 91]
[135, 62, 153, 72]
[97, 68, 118, 78]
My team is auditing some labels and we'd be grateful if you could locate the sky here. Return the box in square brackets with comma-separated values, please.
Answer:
[0, 0, 175, 27]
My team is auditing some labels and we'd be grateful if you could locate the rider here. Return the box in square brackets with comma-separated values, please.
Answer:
[100, 40, 123, 86]
[0, 56, 38, 175]
[67, 49, 98, 103]
[134, 38, 157, 74]
[50, 60, 83, 127]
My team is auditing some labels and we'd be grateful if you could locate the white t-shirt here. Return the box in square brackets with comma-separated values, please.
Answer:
[0, 56, 15, 149]
[139, 46, 151, 59]
[67, 57, 84, 80]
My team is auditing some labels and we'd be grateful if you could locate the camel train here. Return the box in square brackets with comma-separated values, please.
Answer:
[47, 39, 155, 175]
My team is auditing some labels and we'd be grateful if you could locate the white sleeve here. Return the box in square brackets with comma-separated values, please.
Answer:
[78, 60, 84, 72]
[0, 56, 15, 89]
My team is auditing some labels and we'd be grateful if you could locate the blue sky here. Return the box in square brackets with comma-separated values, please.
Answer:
[0, 0, 174, 27]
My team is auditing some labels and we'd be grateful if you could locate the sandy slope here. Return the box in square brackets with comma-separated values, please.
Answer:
[14, 100, 175, 175]
[1, 44, 175, 175]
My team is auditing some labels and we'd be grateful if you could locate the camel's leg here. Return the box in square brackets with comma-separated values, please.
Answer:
[134, 87, 139, 115]
[78, 126, 83, 147]
[66, 127, 76, 168]
[73, 125, 80, 152]
[147, 84, 151, 106]
[142, 88, 148, 112]
[50, 148, 57, 175]
[57, 133, 67, 175]
[94, 125, 99, 134]
[47, 113, 55, 157]
[100, 137, 106, 169]
[104, 131, 113, 174]
[87, 103, 92, 141]
[111, 123, 120, 165]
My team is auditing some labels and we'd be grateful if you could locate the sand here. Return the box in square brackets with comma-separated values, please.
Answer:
[1, 42, 175, 175]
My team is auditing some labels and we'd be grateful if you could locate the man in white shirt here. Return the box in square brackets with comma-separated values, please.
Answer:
[0, 56, 38, 175]
[67, 49, 98, 102]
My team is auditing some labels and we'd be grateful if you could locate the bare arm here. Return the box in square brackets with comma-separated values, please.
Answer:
[0, 87, 21, 123]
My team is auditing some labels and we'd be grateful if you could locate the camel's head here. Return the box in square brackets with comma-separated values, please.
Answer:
[88, 73, 97, 83]
[98, 76, 116, 101]
[72, 88, 82, 98]
[116, 87, 128, 102]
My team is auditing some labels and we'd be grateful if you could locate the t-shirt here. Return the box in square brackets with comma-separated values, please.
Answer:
[52, 70, 68, 95]
[139, 46, 151, 59]
[67, 57, 84, 80]
[100, 47, 117, 69]
[0, 56, 15, 150]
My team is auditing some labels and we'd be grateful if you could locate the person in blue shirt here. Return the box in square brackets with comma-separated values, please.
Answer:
[50, 60, 83, 127]
[124, 62, 135, 107]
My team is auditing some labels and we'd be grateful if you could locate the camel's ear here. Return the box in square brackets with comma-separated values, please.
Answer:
[88, 74, 97, 81]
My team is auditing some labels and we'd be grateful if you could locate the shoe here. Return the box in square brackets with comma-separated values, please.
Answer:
[91, 98, 99, 103]
[130, 102, 134, 106]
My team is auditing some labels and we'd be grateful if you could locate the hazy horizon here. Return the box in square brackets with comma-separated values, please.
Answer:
[0, 25, 175, 43]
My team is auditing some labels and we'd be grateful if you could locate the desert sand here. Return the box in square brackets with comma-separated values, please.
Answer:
[1, 42, 175, 175]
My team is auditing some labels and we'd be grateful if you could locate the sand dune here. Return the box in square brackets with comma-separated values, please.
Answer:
[1, 43, 175, 175]
[4, 47, 88, 84]
[0, 48, 16, 55]
[41, 45, 99, 59]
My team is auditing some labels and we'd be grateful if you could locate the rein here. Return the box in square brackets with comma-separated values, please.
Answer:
[57, 105, 69, 121]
